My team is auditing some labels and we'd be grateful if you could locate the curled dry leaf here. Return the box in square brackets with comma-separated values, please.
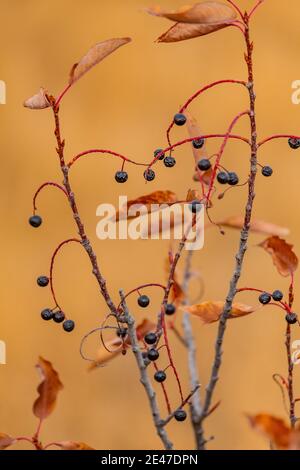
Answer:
[186, 189, 202, 202]
[165, 258, 184, 305]
[147, 1, 237, 42]
[0, 433, 16, 450]
[219, 216, 290, 237]
[89, 319, 156, 371]
[33, 357, 63, 420]
[69, 38, 131, 85]
[248, 414, 300, 450]
[259, 236, 298, 277]
[56, 441, 95, 450]
[184, 301, 255, 323]
[23, 88, 51, 110]
[147, 2, 236, 24]
[185, 111, 208, 163]
[115, 190, 178, 222]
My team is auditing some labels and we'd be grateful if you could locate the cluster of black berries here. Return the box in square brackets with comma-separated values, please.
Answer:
[37, 275, 75, 332]
[217, 170, 239, 186]
[114, 167, 156, 185]
[259, 290, 298, 325]
[41, 308, 75, 332]
[154, 148, 176, 169]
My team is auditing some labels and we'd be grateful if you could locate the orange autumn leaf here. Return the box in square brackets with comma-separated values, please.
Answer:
[89, 319, 156, 371]
[259, 236, 298, 277]
[248, 414, 300, 450]
[33, 357, 63, 420]
[184, 301, 255, 323]
[23, 88, 51, 110]
[147, 2, 237, 42]
[146, 2, 236, 24]
[219, 216, 290, 237]
[165, 258, 184, 305]
[0, 433, 15, 450]
[186, 189, 202, 202]
[69, 38, 131, 85]
[115, 190, 178, 221]
[56, 441, 95, 450]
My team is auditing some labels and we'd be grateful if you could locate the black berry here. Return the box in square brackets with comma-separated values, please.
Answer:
[53, 311, 65, 323]
[174, 113, 186, 126]
[41, 309, 53, 321]
[288, 138, 300, 149]
[189, 200, 202, 214]
[154, 370, 166, 383]
[192, 138, 205, 149]
[217, 172, 229, 185]
[138, 295, 150, 308]
[262, 166, 273, 177]
[259, 292, 272, 305]
[272, 290, 283, 302]
[164, 156, 176, 168]
[144, 332, 157, 345]
[63, 319, 75, 332]
[165, 304, 176, 316]
[174, 409, 187, 422]
[197, 159, 211, 171]
[144, 169, 156, 182]
[115, 171, 128, 183]
[29, 215, 42, 228]
[286, 313, 298, 325]
[154, 148, 165, 161]
[117, 327, 128, 338]
[37, 276, 49, 287]
[147, 348, 159, 362]
[228, 172, 239, 186]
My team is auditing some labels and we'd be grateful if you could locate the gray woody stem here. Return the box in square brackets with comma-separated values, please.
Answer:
[119, 290, 173, 450]
[181, 251, 206, 449]
[199, 17, 258, 438]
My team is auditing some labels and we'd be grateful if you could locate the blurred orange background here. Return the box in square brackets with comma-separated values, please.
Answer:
[1, 0, 300, 450]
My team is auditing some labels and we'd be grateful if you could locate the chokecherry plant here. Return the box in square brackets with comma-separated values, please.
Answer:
[17, 0, 300, 450]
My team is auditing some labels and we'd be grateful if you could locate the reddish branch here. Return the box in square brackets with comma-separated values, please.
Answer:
[68, 148, 148, 169]
[196, 12, 259, 445]
[286, 274, 296, 427]
[49, 238, 81, 309]
[166, 79, 247, 147]
[33, 182, 68, 213]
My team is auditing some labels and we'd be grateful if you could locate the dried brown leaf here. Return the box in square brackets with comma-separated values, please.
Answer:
[23, 88, 50, 110]
[184, 301, 255, 323]
[33, 357, 63, 420]
[115, 190, 178, 221]
[248, 414, 300, 450]
[146, 2, 236, 24]
[186, 189, 201, 202]
[185, 111, 208, 163]
[0, 433, 15, 450]
[69, 38, 131, 85]
[259, 236, 298, 277]
[56, 441, 95, 450]
[219, 216, 290, 237]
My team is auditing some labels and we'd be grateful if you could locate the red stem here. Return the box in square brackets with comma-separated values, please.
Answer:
[205, 110, 250, 203]
[68, 149, 148, 169]
[258, 134, 300, 147]
[54, 83, 72, 109]
[166, 79, 246, 147]
[49, 238, 81, 308]
[226, 0, 244, 20]
[33, 182, 68, 213]
[117, 283, 167, 310]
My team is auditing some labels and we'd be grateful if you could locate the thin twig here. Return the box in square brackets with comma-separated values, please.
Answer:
[120, 289, 173, 450]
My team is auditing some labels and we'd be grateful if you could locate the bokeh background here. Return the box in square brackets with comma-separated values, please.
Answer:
[1, 0, 300, 450]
